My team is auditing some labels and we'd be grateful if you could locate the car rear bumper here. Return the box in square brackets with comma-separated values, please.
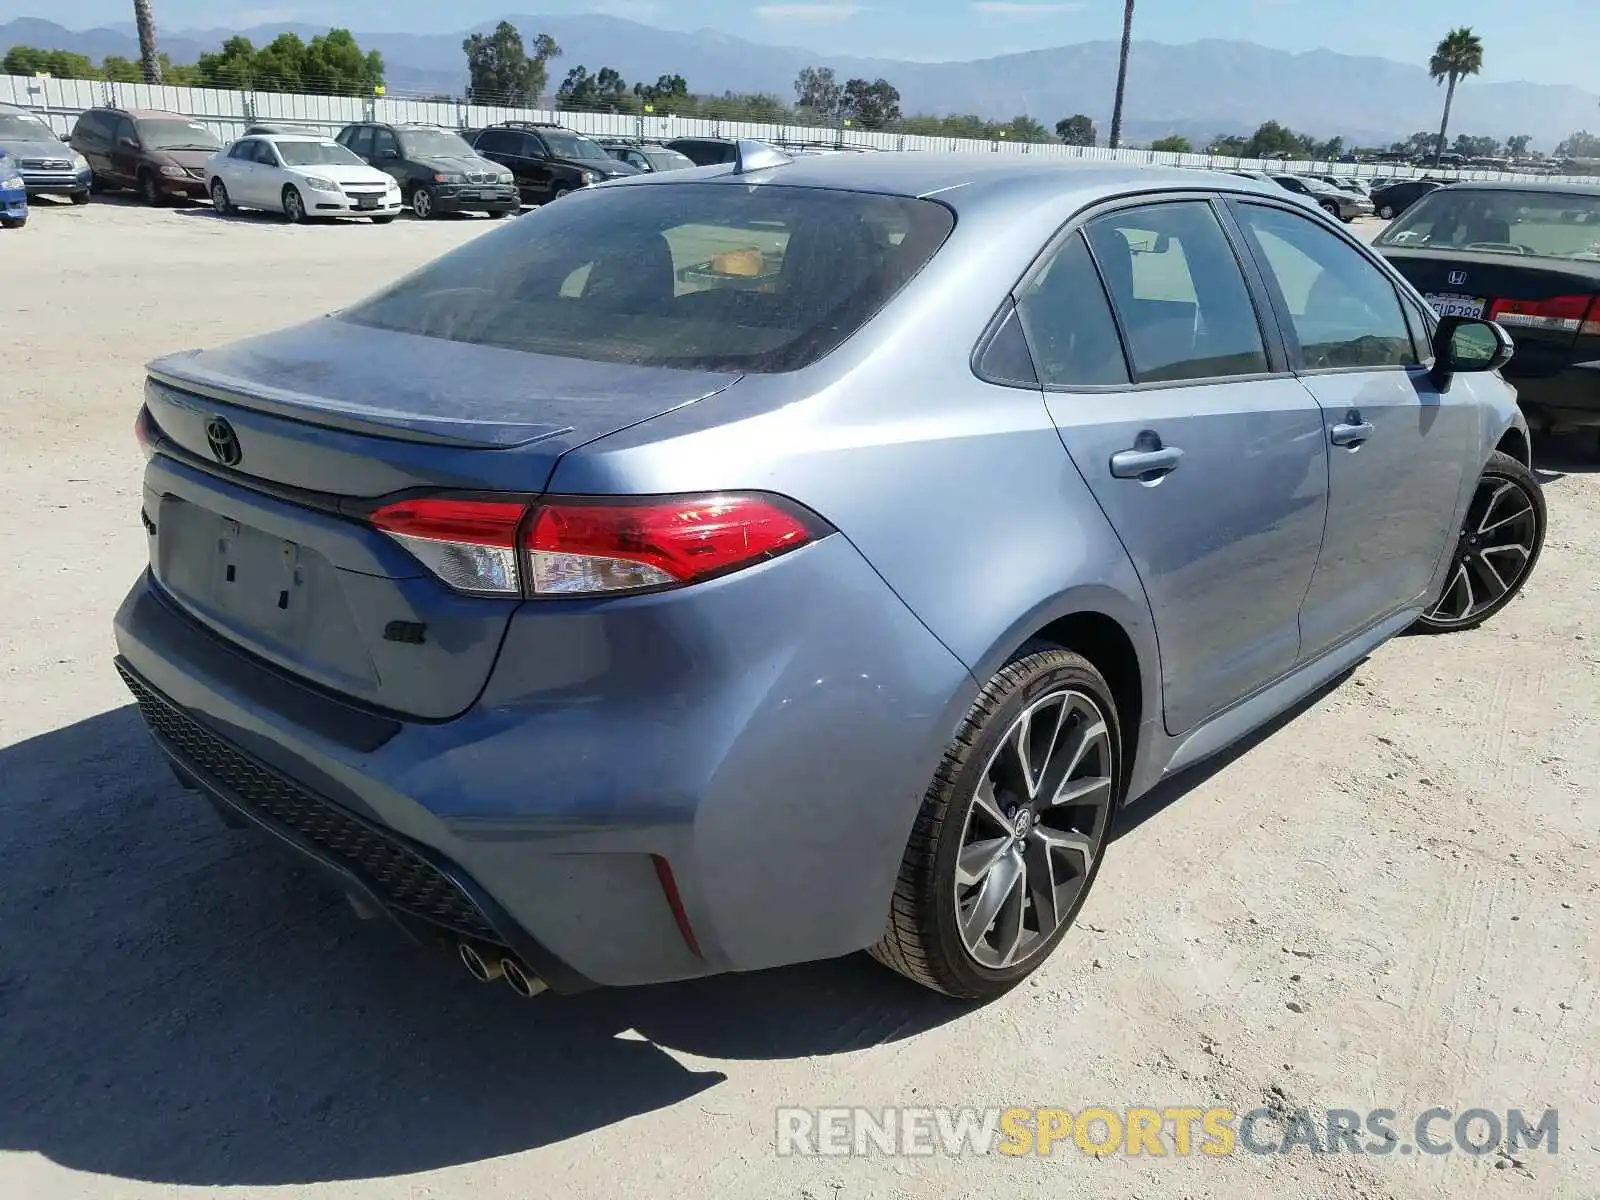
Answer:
[112, 534, 974, 989]
[1507, 360, 1600, 425]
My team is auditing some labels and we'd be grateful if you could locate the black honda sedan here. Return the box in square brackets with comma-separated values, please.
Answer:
[1374, 181, 1600, 445]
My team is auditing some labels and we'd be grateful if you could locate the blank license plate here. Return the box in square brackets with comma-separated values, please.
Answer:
[1424, 293, 1486, 319]
[354, 195, 381, 210]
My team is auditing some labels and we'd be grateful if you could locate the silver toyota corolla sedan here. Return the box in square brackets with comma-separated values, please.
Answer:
[116, 145, 1543, 1002]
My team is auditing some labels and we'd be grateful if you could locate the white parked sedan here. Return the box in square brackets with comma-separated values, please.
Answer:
[205, 134, 402, 223]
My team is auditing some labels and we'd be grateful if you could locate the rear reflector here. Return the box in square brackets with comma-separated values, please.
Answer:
[134, 405, 157, 460]
[369, 492, 827, 599]
[1489, 294, 1599, 336]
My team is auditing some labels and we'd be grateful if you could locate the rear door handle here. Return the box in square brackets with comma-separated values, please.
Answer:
[1331, 409, 1374, 448]
[1330, 420, 1375, 447]
[1110, 441, 1184, 480]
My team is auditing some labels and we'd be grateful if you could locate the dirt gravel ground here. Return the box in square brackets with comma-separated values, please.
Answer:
[2, 198, 1597, 1200]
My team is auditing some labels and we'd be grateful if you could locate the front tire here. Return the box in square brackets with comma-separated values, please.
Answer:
[70, 190, 90, 206]
[549, 184, 571, 203]
[210, 179, 232, 216]
[1320, 200, 1340, 218]
[411, 185, 436, 219]
[1413, 450, 1545, 634]
[370, 214, 396, 225]
[1379, 203, 1396, 220]
[0, 217, 24, 229]
[139, 171, 162, 205]
[282, 185, 307, 224]
[871, 647, 1122, 1001]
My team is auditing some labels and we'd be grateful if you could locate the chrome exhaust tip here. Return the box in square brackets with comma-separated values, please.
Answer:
[458, 942, 503, 983]
[501, 956, 548, 998]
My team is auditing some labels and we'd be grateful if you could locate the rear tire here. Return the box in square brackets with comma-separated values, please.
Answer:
[0, 216, 24, 229]
[70, 190, 90, 206]
[870, 647, 1122, 1001]
[1379, 203, 1396, 219]
[1412, 451, 1545, 634]
[1320, 199, 1340, 218]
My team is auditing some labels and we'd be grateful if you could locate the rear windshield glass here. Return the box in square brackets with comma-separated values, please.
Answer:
[277, 139, 365, 167]
[339, 183, 956, 373]
[0, 113, 60, 140]
[138, 118, 221, 151]
[643, 149, 694, 170]
[1376, 189, 1600, 261]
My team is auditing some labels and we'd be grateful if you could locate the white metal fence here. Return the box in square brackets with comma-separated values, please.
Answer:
[4, 72, 1591, 185]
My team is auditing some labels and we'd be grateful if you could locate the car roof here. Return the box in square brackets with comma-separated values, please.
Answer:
[1424, 180, 1600, 198]
[615, 151, 1299, 215]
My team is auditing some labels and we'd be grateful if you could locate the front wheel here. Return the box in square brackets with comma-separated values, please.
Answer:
[871, 647, 1122, 1001]
[0, 217, 24, 229]
[1379, 203, 1396, 220]
[370, 214, 396, 225]
[411, 185, 436, 219]
[1320, 200, 1340, 218]
[1412, 450, 1545, 634]
[282, 185, 307, 224]
[210, 179, 232, 216]
[139, 171, 162, 205]
[549, 184, 571, 203]
[70, 190, 90, 206]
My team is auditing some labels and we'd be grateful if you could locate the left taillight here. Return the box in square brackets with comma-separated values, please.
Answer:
[1489, 294, 1600, 336]
[367, 492, 829, 599]
[133, 405, 158, 460]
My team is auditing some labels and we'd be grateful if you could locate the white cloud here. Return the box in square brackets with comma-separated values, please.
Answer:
[970, 1, 1085, 17]
[755, 3, 864, 23]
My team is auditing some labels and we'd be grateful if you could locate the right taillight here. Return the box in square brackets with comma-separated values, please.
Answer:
[133, 405, 158, 461]
[1489, 294, 1599, 336]
[369, 492, 828, 599]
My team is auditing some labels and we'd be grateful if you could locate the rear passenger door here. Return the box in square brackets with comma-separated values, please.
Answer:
[1018, 197, 1330, 736]
[1227, 199, 1473, 659]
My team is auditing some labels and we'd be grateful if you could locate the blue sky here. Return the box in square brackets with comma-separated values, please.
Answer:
[44, 1, 1600, 88]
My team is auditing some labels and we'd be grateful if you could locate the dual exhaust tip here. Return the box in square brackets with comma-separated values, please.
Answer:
[458, 941, 547, 998]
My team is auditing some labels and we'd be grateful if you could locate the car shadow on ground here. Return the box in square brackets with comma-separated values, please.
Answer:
[0, 702, 972, 1187]
[1532, 430, 1599, 482]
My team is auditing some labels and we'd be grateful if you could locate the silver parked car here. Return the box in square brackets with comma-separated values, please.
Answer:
[116, 148, 1542, 1002]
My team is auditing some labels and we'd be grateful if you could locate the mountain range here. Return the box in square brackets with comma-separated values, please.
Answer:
[3, 14, 1596, 147]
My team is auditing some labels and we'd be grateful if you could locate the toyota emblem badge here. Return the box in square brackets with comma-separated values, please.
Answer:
[205, 416, 243, 467]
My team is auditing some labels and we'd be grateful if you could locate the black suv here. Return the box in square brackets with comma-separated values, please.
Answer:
[664, 136, 740, 167]
[470, 122, 638, 205]
[333, 121, 517, 220]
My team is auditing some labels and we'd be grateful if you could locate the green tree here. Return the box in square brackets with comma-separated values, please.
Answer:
[1429, 27, 1484, 165]
[1108, 0, 1135, 147]
[196, 35, 260, 87]
[160, 53, 198, 85]
[101, 54, 143, 82]
[1001, 115, 1051, 143]
[794, 65, 843, 119]
[463, 21, 561, 105]
[1208, 132, 1248, 156]
[303, 28, 384, 95]
[1055, 113, 1096, 146]
[1150, 134, 1192, 153]
[1242, 120, 1305, 158]
[841, 77, 901, 130]
[1452, 133, 1501, 158]
[1505, 134, 1533, 157]
[633, 73, 688, 112]
[1556, 131, 1600, 158]
[134, 0, 161, 82]
[556, 65, 630, 112]
[1, 46, 100, 78]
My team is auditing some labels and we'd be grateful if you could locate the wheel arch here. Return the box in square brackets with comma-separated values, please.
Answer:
[1494, 424, 1531, 470]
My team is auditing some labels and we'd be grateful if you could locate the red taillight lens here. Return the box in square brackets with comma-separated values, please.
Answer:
[368, 492, 825, 598]
[524, 494, 821, 596]
[1489, 294, 1597, 335]
[369, 497, 527, 596]
[134, 405, 157, 460]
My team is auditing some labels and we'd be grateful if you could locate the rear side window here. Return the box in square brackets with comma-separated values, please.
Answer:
[340, 183, 955, 373]
[476, 128, 515, 154]
[345, 127, 374, 157]
[1015, 231, 1129, 386]
[1234, 203, 1417, 370]
[1084, 202, 1270, 383]
[371, 128, 399, 158]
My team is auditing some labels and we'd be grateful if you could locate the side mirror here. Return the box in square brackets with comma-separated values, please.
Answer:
[1430, 315, 1514, 393]
[118, 136, 139, 150]
[376, 147, 399, 161]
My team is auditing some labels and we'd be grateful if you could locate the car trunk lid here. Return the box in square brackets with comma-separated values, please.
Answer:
[141, 318, 740, 718]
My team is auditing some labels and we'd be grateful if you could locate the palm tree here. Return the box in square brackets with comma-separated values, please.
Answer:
[1107, 0, 1135, 148]
[134, 0, 162, 84]
[1429, 26, 1483, 165]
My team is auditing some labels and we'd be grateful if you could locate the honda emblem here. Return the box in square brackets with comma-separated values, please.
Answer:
[1447, 270, 1469, 287]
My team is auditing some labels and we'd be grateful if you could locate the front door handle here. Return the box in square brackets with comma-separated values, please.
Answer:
[1331, 410, 1375, 448]
[1110, 434, 1184, 481]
